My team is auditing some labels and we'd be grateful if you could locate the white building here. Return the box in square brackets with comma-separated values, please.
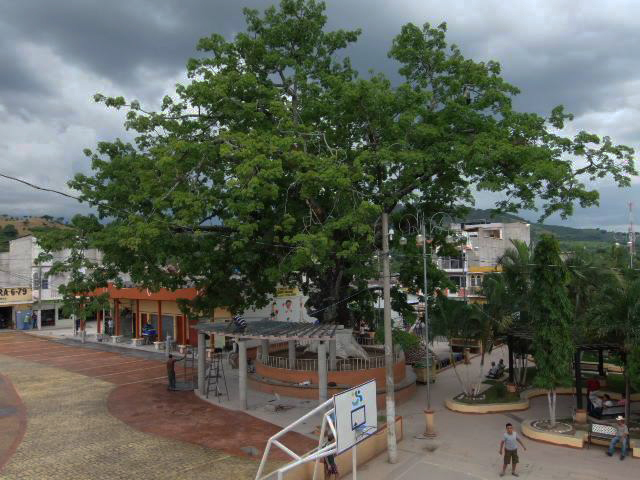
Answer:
[434, 222, 531, 301]
[0, 235, 102, 330]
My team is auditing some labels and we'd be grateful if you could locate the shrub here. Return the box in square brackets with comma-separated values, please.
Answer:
[494, 382, 507, 399]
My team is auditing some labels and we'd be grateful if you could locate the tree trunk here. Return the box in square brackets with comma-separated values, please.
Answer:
[547, 389, 557, 427]
[450, 350, 469, 396]
[625, 364, 631, 421]
[473, 345, 487, 397]
[520, 356, 529, 387]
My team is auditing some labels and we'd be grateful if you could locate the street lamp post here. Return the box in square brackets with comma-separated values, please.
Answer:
[399, 212, 453, 438]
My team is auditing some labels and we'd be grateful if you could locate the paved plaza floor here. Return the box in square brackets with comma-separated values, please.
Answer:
[1, 331, 638, 479]
[0, 332, 311, 480]
[343, 343, 638, 480]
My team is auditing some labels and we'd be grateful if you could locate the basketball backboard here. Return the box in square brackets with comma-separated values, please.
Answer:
[333, 380, 377, 454]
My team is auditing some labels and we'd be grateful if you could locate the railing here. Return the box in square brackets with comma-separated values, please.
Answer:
[436, 257, 464, 270]
[259, 350, 404, 372]
[354, 335, 379, 346]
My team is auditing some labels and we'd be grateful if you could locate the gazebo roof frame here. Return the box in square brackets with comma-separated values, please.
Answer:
[506, 328, 625, 353]
[195, 319, 339, 341]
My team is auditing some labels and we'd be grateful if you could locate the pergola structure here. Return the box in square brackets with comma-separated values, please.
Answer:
[506, 329, 630, 412]
[195, 320, 339, 409]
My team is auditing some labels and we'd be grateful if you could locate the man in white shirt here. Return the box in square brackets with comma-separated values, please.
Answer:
[499, 423, 527, 477]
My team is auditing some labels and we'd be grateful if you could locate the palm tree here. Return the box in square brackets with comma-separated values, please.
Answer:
[588, 269, 640, 419]
[498, 239, 533, 327]
[431, 295, 483, 397]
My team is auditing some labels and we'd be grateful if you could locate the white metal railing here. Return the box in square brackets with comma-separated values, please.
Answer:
[260, 350, 403, 371]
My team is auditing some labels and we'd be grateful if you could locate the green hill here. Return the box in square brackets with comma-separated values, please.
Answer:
[0, 215, 68, 252]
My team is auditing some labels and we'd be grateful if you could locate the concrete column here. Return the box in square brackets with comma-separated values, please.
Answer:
[288, 340, 296, 369]
[239, 339, 248, 410]
[598, 349, 605, 377]
[197, 332, 206, 395]
[318, 341, 328, 403]
[260, 339, 270, 362]
[329, 339, 337, 371]
[36, 309, 42, 330]
[54, 304, 59, 326]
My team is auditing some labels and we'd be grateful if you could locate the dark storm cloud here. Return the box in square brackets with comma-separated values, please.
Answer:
[0, 0, 638, 227]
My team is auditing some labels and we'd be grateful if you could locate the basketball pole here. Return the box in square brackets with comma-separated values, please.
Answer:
[352, 444, 357, 480]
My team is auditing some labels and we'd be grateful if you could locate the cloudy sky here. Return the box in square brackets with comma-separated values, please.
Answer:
[0, 0, 638, 230]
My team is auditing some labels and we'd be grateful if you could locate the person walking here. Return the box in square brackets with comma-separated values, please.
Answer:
[166, 353, 184, 391]
[499, 422, 526, 477]
[606, 416, 629, 460]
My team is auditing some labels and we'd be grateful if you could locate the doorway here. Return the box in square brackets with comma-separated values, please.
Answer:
[0, 307, 12, 329]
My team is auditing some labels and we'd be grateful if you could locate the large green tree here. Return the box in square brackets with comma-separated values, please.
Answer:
[47, 0, 635, 322]
[530, 235, 574, 427]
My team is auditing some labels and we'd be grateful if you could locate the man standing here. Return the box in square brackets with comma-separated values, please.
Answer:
[166, 353, 184, 391]
[607, 416, 629, 460]
[499, 422, 526, 477]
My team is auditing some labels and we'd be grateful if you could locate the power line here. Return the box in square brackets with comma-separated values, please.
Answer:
[0, 173, 80, 201]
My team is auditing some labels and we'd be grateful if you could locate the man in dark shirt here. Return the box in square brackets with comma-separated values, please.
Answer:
[166, 354, 184, 391]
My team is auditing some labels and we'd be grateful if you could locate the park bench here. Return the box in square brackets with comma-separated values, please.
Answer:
[587, 423, 618, 448]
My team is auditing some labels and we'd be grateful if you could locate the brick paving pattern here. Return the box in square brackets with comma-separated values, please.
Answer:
[0, 333, 291, 479]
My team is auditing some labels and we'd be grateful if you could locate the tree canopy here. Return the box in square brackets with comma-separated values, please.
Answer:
[46, 0, 635, 321]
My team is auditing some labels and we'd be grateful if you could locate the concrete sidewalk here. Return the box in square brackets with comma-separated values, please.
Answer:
[342, 343, 637, 480]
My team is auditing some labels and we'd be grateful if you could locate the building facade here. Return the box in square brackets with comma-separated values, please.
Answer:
[0, 235, 102, 330]
[95, 284, 230, 346]
[435, 222, 531, 302]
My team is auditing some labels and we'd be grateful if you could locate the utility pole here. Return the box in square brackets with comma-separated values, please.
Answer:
[381, 212, 398, 463]
[37, 264, 42, 330]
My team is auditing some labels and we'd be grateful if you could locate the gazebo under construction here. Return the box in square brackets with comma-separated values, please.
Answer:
[195, 320, 415, 409]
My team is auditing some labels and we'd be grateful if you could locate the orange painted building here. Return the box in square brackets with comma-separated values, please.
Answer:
[94, 284, 230, 346]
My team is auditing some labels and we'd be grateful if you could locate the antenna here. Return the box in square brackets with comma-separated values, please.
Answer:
[628, 202, 635, 269]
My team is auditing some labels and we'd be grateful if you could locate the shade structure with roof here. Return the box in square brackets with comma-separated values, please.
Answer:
[506, 328, 634, 418]
[194, 319, 416, 410]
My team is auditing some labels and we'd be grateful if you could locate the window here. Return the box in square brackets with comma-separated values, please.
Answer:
[33, 271, 49, 290]
[483, 229, 502, 239]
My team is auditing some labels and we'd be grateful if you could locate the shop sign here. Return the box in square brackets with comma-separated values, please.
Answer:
[0, 287, 33, 304]
[276, 287, 299, 297]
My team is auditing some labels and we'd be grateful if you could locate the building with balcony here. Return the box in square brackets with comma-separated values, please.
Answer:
[435, 221, 531, 302]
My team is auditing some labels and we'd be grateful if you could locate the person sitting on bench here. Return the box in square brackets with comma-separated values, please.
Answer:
[588, 390, 603, 415]
[603, 394, 615, 408]
[487, 362, 499, 378]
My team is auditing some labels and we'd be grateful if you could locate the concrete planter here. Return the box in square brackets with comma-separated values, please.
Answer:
[132, 338, 144, 347]
[110, 335, 123, 344]
[153, 341, 165, 351]
[413, 365, 436, 384]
